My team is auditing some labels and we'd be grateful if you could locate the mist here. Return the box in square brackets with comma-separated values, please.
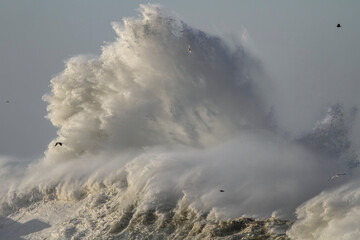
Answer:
[0, 4, 359, 239]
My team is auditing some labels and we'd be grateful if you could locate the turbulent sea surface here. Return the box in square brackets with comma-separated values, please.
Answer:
[1, 4, 360, 240]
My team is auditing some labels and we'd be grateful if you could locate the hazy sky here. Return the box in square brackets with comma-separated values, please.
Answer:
[1, 0, 359, 159]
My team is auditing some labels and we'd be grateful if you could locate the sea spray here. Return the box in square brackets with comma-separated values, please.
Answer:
[0, 4, 359, 239]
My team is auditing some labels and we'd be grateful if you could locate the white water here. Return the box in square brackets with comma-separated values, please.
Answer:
[0, 4, 359, 239]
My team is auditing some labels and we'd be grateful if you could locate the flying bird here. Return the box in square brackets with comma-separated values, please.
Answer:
[55, 142, 63, 147]
[6, 100, 9, 103]
[219, 189, 224, 192]
[337, 24, 342, 28]
[328, 173, 346, 181]
[188, 44, 192, 54]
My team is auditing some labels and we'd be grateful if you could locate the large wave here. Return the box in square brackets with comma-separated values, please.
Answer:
[1, 4, 359, 239]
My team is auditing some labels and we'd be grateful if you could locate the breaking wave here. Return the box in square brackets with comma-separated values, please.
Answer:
[0, 4, 359, 239]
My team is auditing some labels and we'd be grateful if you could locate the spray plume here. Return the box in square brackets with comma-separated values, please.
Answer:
[0, 4, 359, 239]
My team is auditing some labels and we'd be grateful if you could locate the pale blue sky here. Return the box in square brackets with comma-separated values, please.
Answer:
[1, 0, 359, 158]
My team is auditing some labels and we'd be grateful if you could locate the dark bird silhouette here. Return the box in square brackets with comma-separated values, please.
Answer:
[55, 142, 63, 147]
[6, 100, 9, 103]
[337, 24, 342, 28]
[219, 189, 224, 192]
[188, 44, 192, 54]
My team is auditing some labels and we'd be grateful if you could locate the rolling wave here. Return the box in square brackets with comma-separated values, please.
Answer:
[0, 4, 359, 239]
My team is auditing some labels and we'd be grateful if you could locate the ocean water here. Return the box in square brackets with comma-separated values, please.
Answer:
[0, 4, 359, 240]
